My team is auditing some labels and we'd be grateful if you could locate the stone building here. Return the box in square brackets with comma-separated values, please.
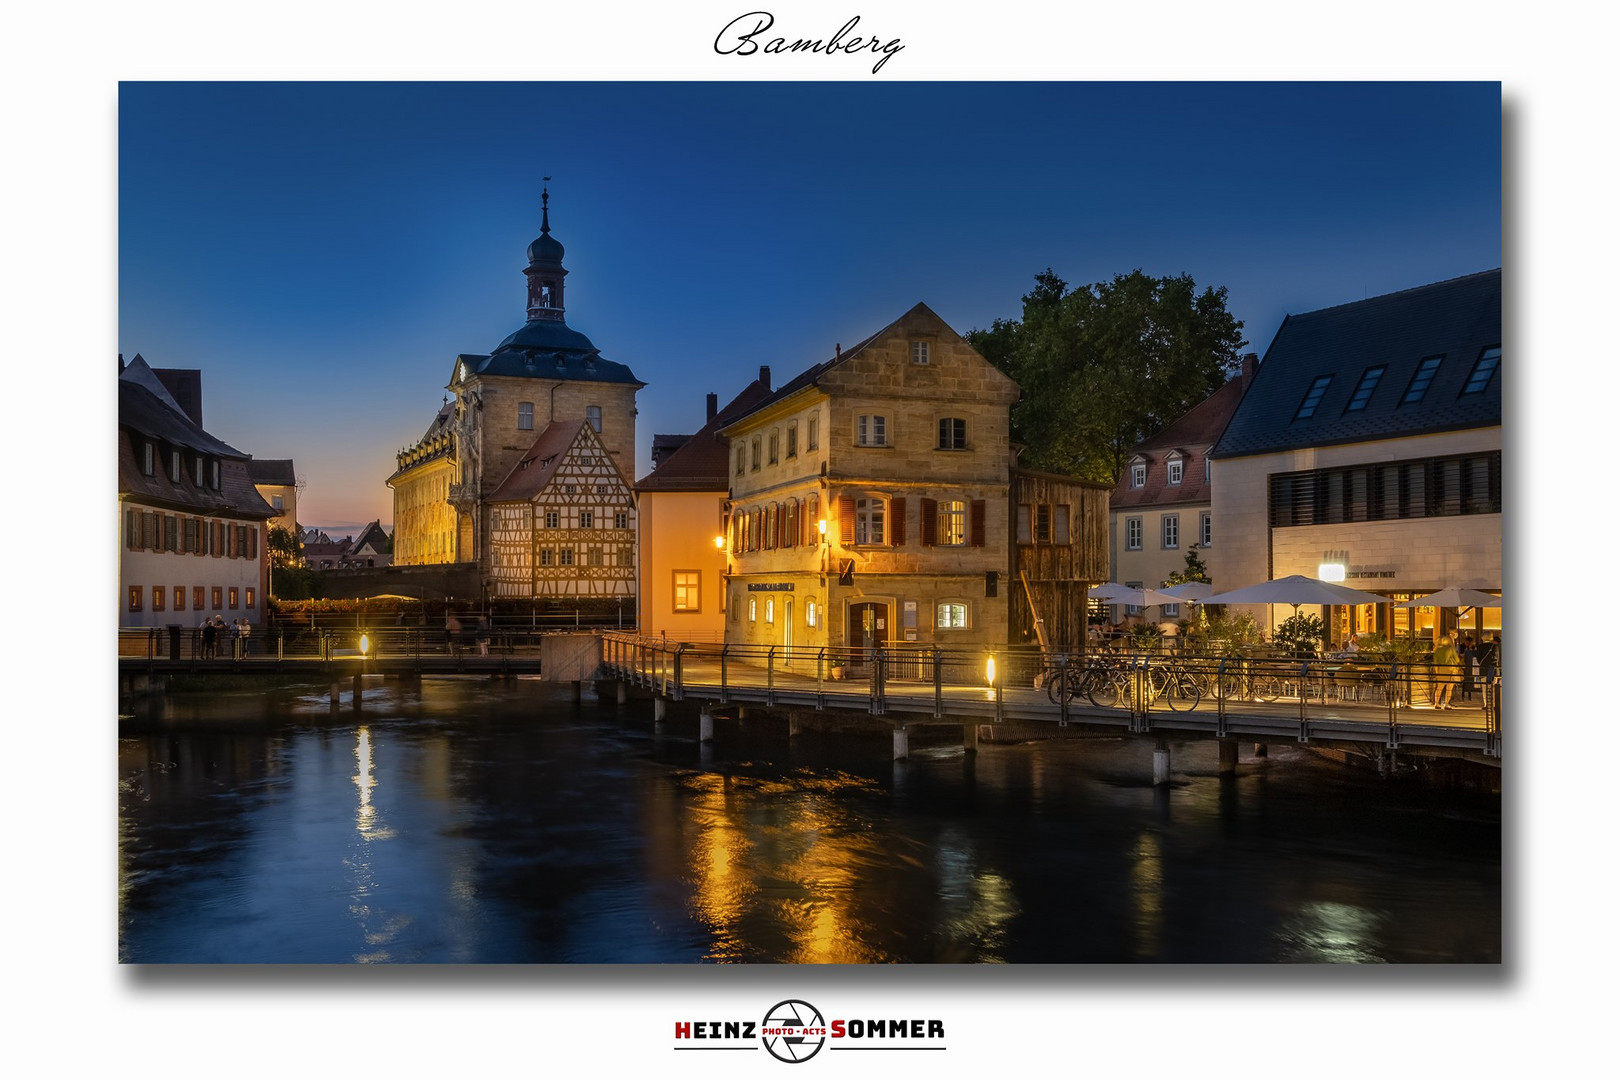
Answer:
[118, 355, 277, 629]
[719, 303, 1020, 655]
[388, 189, 644, 593]
[1209, 269, 1502, 645]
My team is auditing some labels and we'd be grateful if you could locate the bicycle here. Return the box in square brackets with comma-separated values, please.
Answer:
[1086, 659, 1202, 711]
[1041, 655, 1112, 705]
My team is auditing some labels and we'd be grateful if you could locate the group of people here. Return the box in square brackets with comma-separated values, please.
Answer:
[1429, 631, 1501, 710]
[444, 613, 494, 656]
[198, 615, 253, 659]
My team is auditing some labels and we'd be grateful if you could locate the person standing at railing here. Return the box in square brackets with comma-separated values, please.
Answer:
[1431, 633, 1461, 710]
[201, 615, 217, 660]
[476, 616, 491, 656]
[239, 618, 252, 657]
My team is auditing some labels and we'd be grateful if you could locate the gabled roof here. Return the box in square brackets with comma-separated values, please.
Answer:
[1213, 270, 1501, 459]
[636, 377, 774, 492]
[247, 458, 297, 486]
[1112, 375, 1246, 509]
[487, 419, 634, 503]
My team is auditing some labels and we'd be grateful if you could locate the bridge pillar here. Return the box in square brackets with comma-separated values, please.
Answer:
[653, 697, 667, 726]
[893, 724, 909, 761]
[787, 712, 803, 738]
[699, 707, 715, 744]
[571, 681, 582, 706]
[1153, 736, 1172, 785]
[616, 681, 627, 706]
[962, 722, 978, 755]
[353, 674, 363, 711]
[330, 683, 341, 708]
[1218, 739, 1239, 776]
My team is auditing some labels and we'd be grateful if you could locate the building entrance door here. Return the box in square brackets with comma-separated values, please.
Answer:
[849, 602, 888, 671]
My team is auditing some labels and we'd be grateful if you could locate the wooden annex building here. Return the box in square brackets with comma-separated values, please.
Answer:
[1010, 469, 1112, 651]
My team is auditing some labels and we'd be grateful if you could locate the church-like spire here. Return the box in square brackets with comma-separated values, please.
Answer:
[524, 180, 567, 322]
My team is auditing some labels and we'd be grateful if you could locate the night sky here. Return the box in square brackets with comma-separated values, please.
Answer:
[118, 81, 1500, 534]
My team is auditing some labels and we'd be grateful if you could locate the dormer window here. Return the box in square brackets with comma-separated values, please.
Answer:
[1294, 375, 1333, 420]
[1462, 347, 1500, 394]
[142, 442, 155, 476]
[1167, 455, 1183, 486]
[1130, 459, 1146, 488]
[170, 450, 182, 482]
[1345, 365, 1386, 412]
[1402, 356, 1443, 405]
[193, 456, 205, 486]
[210, 460, 221, 490]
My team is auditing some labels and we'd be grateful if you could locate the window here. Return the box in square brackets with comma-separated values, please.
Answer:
[518, 402, 535, 430]
[938, 417, 966, 450]
[806, 599, 817, 628]
[212, 587, 223, 610]
[194, 457, 205, 486]
[937, 602, 968, 629]
[857, 415, 887, 447]
[540, 549, 554, 566]
[807, 417, 819, 451]
[768, 431, 779, 464]
[228, 587, 239, 609]
[245, 588, 255, 608]
[152, 586, 165, 611]
[673, 571, 700, 612]
[129, 586, 142, 611]
[1200, 512, 1212, 547]
[1268, 450, 1502, 526]
[1125, 581, 1144, 617]
[271, 494, 284, 512]
[588, 549, 604, 567]
[559, 548, 575, 566]
[1130, 460, 1146, 488]
[170, 451, 182, 482]
[1294, 375, 1333, 420]
[1402, 356, 1443, 405]
[748, 596, 757, 622]
[579, 510, 594, 529]
[1126, 516, 1143, 550]
[736, 446, 746, 475]
[586, 405, 602, 433]
[1205, 456, 1211, 483]
[1034, 504, 1052, 544]
[173, 586, 185, 610]
[210, 461, 221, 489]
[1345, 366, 1386, 412]
[193, 587, 205, 610]
[614, 511, 628, 530]
[1463, 347, 1500, 394]
[938, 500, 967, 546]
[855, 498, 886, 544]
[912, 341, 930, 365]
[142, 443, 154, 475]
[1162, 514, 1179, 548]
[1164, 603, 1180, 618]
[765, 598, 774, 624]
[544, 510, 559, 529]
[1167, 457, 1183, 485]
[786, 423, 798, 458]
[751, 437, 761, 470]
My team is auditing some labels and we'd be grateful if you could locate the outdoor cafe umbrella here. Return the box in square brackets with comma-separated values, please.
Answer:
[1089, 582, 1185, 608]
[1394, 587, 1504, 611]
[1159, 581, 1214, 603]
[1203, 575, 1389, 610]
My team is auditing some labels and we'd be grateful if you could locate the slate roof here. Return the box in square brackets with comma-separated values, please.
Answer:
[487, 420, 592, 502]
[247, 458, 297, 486]
[635, 378, 774, 493]
[118, 360, 277, 519]
[1112, 376, 1246, 510]
[453, 316, 644, 387]
[1212, 270, 1501, 459]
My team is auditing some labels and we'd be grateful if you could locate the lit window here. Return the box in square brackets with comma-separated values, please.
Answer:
[229, 588, 239, 608]
[1345, 366, 1385, 412]
[1462, 347, 1500, 394]
[857, 415, 887, 447]
[129, 586, 142, 611]
[673, 571, 700, 612]
[938, 417, 966, 450]
[1167, 457, 1183, 485]
[1126, 516, 1142, 551]
[152, 586, 165, 611]
[586, 406, 602, 433]
[212, 587, 223, 610]
[937, 500, 967, 546]
[1402, 356, 1444, 405]
[855, 498, 886, 544]
[173, 586, 185, 610]
[1162, 514, 1179, 549]
[1130, 460, 1146, 488]
[193, 586, 205, 609]
[749, 596, 757, 622]
[937, 602, 968, 629]
[1294, 375, 1333, 420]
[766, 598, 775, 624]
[806, 599, 817, 628]
[245, 588, 255, 608]
[518, 402, 534, 430]
[912, 341, 930, 365]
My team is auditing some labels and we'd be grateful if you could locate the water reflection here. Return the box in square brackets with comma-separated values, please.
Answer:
[117, 681, 1501, 963]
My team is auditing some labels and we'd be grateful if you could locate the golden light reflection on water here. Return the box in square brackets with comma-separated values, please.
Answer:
[1131, 831, 1163, 959]
[679, 770, 1021, 963]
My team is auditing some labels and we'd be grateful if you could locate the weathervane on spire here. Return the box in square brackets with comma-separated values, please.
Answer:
[541, 178, 552, 233]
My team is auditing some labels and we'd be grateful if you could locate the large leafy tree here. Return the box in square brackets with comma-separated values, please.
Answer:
[969, 269, 1246, 484]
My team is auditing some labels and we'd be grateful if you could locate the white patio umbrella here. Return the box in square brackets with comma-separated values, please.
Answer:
[1159, 581, 1214, 603]
[1089, 582, 1184, 608]
[1203, 574, 1389, 609]
[1394, 587, 1504, 610]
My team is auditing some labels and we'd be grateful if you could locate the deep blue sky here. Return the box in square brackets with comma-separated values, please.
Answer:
[119, 81, 1500, 533]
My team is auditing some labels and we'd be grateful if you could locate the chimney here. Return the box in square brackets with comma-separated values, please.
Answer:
[758, 365, 771, 390]
[706, 392, 717, 423]
[835, 343, 842, 359]
[1240, 352, 1258, 389]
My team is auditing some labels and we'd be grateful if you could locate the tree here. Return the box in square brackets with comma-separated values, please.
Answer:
[267, 525, 302, 570]
[968, 269, 1246, 484]
[1162, 547, 1211, 588]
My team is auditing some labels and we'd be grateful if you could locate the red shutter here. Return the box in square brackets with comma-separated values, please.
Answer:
[890, 497, 906, 547]
[839, 497, 856, 545]
[970, 500, 987, 547]
[920, 498, 937, 546]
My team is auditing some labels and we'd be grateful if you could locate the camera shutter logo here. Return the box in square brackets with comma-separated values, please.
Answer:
[761, 999, 827, 1063]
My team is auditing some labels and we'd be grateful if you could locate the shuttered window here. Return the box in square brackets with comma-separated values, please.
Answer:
[970, 500, 986, 547]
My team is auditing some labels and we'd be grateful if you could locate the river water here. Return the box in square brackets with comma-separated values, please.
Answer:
[117, 677, 1500, 963]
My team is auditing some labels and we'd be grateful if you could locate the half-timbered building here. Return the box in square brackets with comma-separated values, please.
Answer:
[486, 420, 637, 599]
